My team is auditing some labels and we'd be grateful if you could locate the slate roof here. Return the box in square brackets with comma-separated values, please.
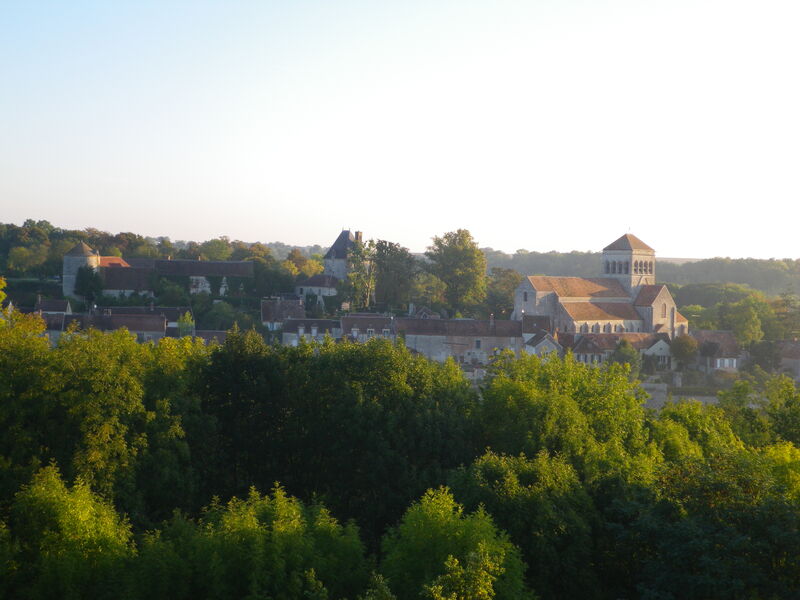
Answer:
[561, 302, 643, 322]
[261, 297, 305, 323]
[341, 314, 394, 335]
[65, 242, 96, 256]
[101, 267, 153, 291]
[65, 313, 167, 333]
[603, 234, 655, 252]
[691, 330, 740, 358]
[570, 333, 666, 353]
[34, 298, 70, 313]
[282, 319, 341, 334]
[300, 274, 339, 289]
[96, 305, 192, 323]
[154, 259, 253, 278]
[323, 230, 355, 260]
[527, 276, 629, 298]
[525, 330, 560, 348]
[395, 318, 522, 337]
[522, 314, 552, 333]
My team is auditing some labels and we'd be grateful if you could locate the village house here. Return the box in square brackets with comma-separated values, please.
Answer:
[62, 242, 253, 299]
[261, 295, 306, 331]
[281, 318, 342, 346]
[691, 330, 743, 372]
[341, 314, 396, 342]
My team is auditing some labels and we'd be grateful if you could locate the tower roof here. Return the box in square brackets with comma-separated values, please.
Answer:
[324, 230, 355, 260]
[65, 241, 96, 256]
[603, 234, 654, 252]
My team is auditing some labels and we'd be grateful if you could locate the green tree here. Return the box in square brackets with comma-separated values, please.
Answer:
[670, 334, 698, 370]
[199, 237, 232, 261]
[449, 451, 597, 599]
[347, 239, 377, 309]
[7, 465, 134, 600]
[177, 311, 195, 337]
[425, 230, 487, 313]
[0, 276, 6, 306]
[608, 340, 641, 381]
[74, 266, 103, 301]
[381, 488, 531, 600]
[374, 240, 418, 308]
[484, 268, 523, 319]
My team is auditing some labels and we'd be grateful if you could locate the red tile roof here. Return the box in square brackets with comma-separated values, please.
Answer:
[527, 276, 629, 298]
[561, 302, 643, 322]
[603, 234, 655, 252]
[99, 256, 130, 268]
[571, 333, 665, 353]
[634, 285, 666, 306]
[691, 330, 740, 358]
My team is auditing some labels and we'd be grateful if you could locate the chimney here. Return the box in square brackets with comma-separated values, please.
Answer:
[355, 231, 362, 243]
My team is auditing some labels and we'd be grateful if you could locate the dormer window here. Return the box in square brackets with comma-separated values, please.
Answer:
[352, 327, 359, 338]
[311, 326, 318, 336]
[382, 328, 390, 337]
[367, 328, 375, 338]
[298, 326, 305, 336]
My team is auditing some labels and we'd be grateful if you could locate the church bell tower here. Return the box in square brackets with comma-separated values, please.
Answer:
[601, 234, 655, 292]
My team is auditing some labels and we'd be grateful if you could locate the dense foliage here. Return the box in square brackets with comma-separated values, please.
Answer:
[4, 308, 800, 598]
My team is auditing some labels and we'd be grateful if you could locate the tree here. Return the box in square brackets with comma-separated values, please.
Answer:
[374, 240, 418, 308]
[381, 488, 531, 600]
[177, 312, 195, 337]
[347, 239, 377, 310]
[74, 266, 103, 302]
[670, 334, 698, 370]
[449, 451, 598, 599]
[609, 340, 641, 381]
[484, 268, 522, 319]
[425, 230, 487, 313]
[7, 465, 134, 600]
[0, 276, 5, 306]
[199, 238, 232, 261]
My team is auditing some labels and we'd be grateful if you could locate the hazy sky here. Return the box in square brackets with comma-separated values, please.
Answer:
[2, 0, 798, 258]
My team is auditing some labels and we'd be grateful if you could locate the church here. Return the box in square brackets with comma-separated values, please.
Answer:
[511, 234, 688, 339]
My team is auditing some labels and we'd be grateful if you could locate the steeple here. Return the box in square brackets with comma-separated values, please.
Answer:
[601, 234, 655, 292]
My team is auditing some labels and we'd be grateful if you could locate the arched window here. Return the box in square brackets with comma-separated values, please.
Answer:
[611, 262, 616, 274]
[592, 323, 599, 333]
[624, 261, 629, 274]
[580, 323, 588, 333]
[649, 261, 654, 274]
[604, 323, 611, 333]
[634, 261, 639, 274]
[523, 291, 528, 302]
[605, 261, 610, 274]
[661, 303, 667, 318]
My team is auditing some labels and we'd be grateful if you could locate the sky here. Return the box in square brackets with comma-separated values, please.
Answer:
[1, 0, 798, 259]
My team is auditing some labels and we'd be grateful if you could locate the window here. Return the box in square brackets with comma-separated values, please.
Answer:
[298, 326, 305, 336]
[523, 291, 528, 302]
[366, 328, 375, 338]
[299, 288, 304, 295]
[580, 323, 588, 333]
[382, 328, 390, 337]
[352, 327, 359, 337]
[592, 323, 599, 333]
[604, 323, 611, 333]
[661, 303, 667, 318]
[311, 326, 318, 336]
[475, 339, 481, 349]
[624, 261, 629, 274]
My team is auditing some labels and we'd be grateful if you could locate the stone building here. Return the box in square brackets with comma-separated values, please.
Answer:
[511, 234, 688, 339]
[62, 242, 253, 299]
[323, 230, 361, 280]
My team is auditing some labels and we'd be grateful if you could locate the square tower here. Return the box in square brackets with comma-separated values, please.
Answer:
[602, 234, 655, 292]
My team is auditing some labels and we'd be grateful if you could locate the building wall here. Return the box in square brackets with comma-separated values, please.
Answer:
[324, 258, 348, 280]
[62, 254, 99, 298]
[400, 334, 522, 363]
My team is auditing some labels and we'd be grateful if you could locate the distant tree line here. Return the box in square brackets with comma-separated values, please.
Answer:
[3, 310, 800, 598]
